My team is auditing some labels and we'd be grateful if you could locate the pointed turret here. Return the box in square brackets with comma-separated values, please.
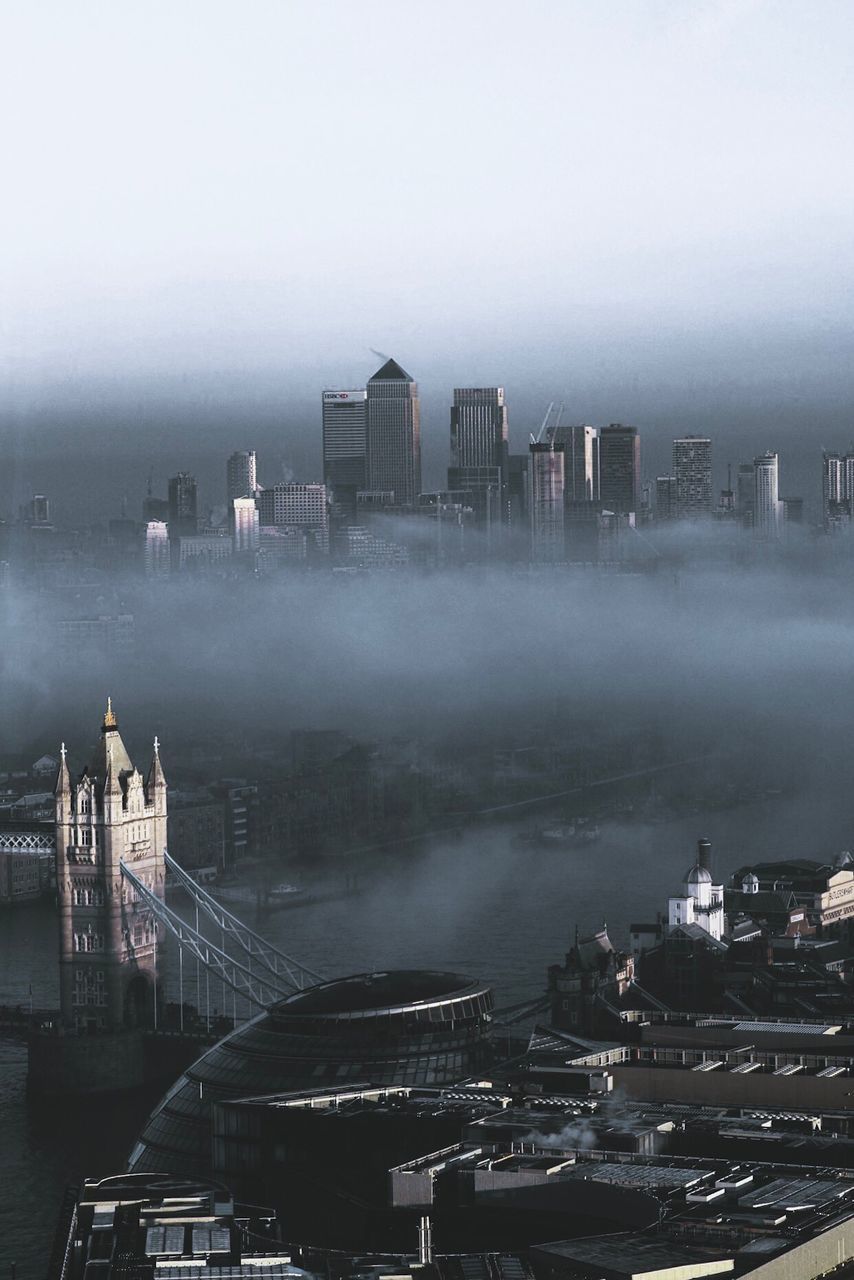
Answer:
[55, 741, 71, 823]
[146, 735, 167, 797]
[55, 742, 70, 798]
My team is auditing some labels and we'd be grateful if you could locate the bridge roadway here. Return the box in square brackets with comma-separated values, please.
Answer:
[0, 1002, 231, 1043]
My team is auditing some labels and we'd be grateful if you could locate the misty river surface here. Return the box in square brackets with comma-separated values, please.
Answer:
[3, 789, 854, 1276]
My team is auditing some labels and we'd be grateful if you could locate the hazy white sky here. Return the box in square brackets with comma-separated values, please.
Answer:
[2, 0, 852, 370]
[1, 0, 853, 513]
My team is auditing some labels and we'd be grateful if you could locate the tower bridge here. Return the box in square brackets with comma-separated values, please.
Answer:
[26, 699, 533, 1098]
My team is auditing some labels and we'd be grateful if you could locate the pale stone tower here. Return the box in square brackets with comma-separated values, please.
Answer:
[54, 700, 167, 1032]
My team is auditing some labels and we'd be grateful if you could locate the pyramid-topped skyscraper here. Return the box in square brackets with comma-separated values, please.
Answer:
[365, 356, 421, 505]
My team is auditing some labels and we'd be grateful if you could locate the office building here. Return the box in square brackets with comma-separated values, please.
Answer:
[21, 494, 51, 526]
[598, 424, 640, 514]
[226, 451, 257, 503]
[655, 475, 678, 521]
[672, 436, 712, 517]
[781, 496, 803, 524]
[547, 424, 598, 503]
[822, 450, 854, 530]
[176, 533, 233, 570]
[445, 465, 504, 535]
[168, 472, 198, 537]
[256, 482, 329, 553]
[231, 497, 260, 553]
[736, 463, 755, 524]
[144, 521, 170, 576]
[753, 452, 781, 537]
[449, 386, 508, 473]
[322, 388, 367, 516]
[129, 970, 495, 1177]
[528, 440, 565, 563]
[365, 358, 421, 506]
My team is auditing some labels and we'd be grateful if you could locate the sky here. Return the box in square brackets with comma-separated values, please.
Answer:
[1, 0, 853, 517]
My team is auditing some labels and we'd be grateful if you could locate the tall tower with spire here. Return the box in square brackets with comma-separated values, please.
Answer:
[54, 700, 167, 1033]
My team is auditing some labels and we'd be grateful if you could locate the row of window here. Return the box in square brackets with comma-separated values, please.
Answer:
[72, 989, 107, 1006]
[73, 887, 105, 906]
[73, 932, 105, 952]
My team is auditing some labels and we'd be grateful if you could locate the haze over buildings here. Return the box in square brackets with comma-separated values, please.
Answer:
[2, 2, 854, 517]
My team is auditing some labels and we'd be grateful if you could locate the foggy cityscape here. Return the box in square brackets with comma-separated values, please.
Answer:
[4, 4, 854, 1280]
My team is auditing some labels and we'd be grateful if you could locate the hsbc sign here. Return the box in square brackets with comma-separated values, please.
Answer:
[323, 390, 366, 402]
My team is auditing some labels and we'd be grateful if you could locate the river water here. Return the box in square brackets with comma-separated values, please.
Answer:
[2, 790, 852, 1277]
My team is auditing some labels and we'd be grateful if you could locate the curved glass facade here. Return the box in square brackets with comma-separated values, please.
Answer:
[129, 970, 494, 1176]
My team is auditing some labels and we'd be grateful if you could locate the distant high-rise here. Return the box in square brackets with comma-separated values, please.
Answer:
[528, 440, 565, 563]
[672, 437, 712, 517]
[226, 451, 257, 503]
[256, 482, 329, 554]
[736, 464, 755, 524]
[450, 387, 508, 472]
[822, 450, 854, 530]
[144, 521, 170, 576]
[656, 475, 678, 521]
[753, 452, 781, 537]
[24, 494, 52, 526]
[547, 425, 598, 503]
[598, 425, 640, 514]
[168, 472, 198, 537]
[322, 389, 368, 515]
[365, 359, 421, 506]
[231, 497, 260, 553]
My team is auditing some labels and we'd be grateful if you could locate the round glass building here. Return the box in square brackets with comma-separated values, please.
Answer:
[129, 970, 494, 1176]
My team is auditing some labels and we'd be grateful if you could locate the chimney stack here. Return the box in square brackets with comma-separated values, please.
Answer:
[698, 838, 712, 874]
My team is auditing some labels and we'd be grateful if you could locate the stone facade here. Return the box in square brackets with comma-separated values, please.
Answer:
[54, 701, 167, 1033]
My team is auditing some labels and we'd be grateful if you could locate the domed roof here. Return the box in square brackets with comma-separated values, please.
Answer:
[128, 970, 495, 1179]
[684, 862, 712, 885]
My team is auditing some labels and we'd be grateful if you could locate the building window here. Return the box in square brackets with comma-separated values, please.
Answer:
[73, 931, 104, 953]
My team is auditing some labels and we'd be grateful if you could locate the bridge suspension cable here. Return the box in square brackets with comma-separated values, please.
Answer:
[164, 851, 324, 991]
[120, 861, 294, 1013]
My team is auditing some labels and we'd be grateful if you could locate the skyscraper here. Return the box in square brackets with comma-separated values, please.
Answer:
[231, 497, 260, 553]
[447, 387, 509, 534]
[598, 425, 640, 515]
[322, 389, 367, 516]
[656, 475, 678, 521]
[168, 472, 198, 537]
[528, 440, 565, 563]
[226, 451, 257, 503]
[822, 450, 854, 530]
[547, 425, 599, 503]
[365, 358, 421, 506]
[753, 452, 781, 537]
[144, 521, 170, 576]
[449, 387, 508, 471]
[736, 463, 755, 524]
[672, 437, 712, 518]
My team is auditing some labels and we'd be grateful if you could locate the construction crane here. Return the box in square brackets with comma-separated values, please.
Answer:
[530, 401, 555, 445]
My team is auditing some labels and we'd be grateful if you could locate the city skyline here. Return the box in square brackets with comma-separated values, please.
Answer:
[2, 1, 854, 521]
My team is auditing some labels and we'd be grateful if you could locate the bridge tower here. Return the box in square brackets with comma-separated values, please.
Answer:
[55, 700, 167, 1033]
